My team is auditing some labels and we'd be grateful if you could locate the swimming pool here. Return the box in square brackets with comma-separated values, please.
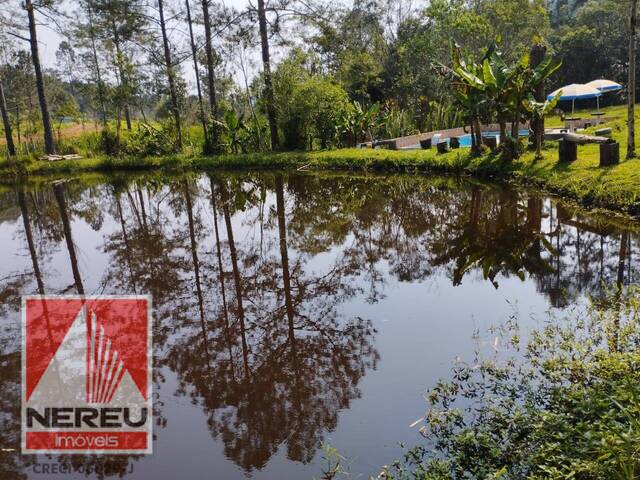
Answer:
[403, 129, 530, 150]
[456, 129, 530, 147]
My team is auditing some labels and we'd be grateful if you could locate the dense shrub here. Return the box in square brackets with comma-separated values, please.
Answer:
[290, 78, 352, 149]
[123, 122, 178, 156]
[99, 123, 178, 157]
[99, 128, 120, 156]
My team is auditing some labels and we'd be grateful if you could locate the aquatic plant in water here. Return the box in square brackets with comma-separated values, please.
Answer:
[380, 286, 640, 480]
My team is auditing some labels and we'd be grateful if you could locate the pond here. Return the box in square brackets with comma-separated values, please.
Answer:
[1, 170, 639, 479]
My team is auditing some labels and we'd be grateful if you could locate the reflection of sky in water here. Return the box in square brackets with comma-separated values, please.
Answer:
[0, 171, 638, 479]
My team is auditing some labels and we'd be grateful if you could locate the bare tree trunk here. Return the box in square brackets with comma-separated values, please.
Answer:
[186, 0, 208, 141]
[112, 23, 132, 130]
[25, 0, 55, 154]
[628, 0, 638, 159]
[158, 0, 183, 149]
[531, 44, 547, 155]
[0, 80, 16, 156]
[87, 1, 107, 127]
[257, 0, 278, 150]
[201, 0, 218, 117]
[16, 102, 21, 146]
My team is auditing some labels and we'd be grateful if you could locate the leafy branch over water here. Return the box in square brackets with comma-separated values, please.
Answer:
[381, 286, 640, 480]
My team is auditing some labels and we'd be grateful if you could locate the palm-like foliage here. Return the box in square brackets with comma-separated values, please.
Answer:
[444, 43, 561, 158]
[338, 101, 385, 146]
[213, 110, 248, 154]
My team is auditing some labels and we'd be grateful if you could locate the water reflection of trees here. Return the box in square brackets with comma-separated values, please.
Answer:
[164, 174, 379, 471]
[0, 172, 639, 477]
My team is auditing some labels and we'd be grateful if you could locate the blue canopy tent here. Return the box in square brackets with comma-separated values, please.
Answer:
[547, 83, 602, 115]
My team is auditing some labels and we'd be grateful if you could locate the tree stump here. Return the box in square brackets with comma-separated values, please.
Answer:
[483, 136, 498, 150]
[420, 138, 432, 149]
[599, 142, 620, 167]
[437, 141, 449, 154]
[450, 137, 461, 149]
[558, 140, 577, 162]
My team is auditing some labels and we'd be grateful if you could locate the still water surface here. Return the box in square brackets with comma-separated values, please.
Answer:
[1, 171, 639, 479]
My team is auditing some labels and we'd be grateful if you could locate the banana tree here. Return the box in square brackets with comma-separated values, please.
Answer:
[523, 92, 561, 158]
[213, 110, 248, 154]
[339, 101, 384, 145]
[448, 45, 490, 153]
[480, 46, 522, 144]
[445, 42, 561, 158]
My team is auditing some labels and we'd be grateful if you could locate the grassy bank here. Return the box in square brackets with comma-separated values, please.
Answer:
[2, 104, 639, 215]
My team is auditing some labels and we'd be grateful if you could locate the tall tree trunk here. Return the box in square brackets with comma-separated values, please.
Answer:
[257, 0, 278, 150]
[158, 0, 183, 149]
[112, 23, 132, 130]
[628, 0, 638, 159]
[87, 2, 107, 127]
[531, 44, 547, 156]
[25, 0, 55, 154]
[53, 182, 84, 294]
[201, 0, 218, 117]
[0, 80, 16, 156]
[16, 102, 21, 146]
[186, 0, 208, 141]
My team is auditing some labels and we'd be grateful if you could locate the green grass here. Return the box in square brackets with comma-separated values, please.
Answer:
[1, 104, 639, 215]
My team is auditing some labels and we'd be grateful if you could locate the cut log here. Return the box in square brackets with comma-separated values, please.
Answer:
[450, 137, 460, 149]
[420, 138, 432, 149]
[436, 141, 449, 154]
[599, 142, 620, 167]
[562, 133, 614, 145]
[558, 140, 578, 162]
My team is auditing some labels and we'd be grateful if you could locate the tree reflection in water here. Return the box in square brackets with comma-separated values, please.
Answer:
[0, 172, 638, 477]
